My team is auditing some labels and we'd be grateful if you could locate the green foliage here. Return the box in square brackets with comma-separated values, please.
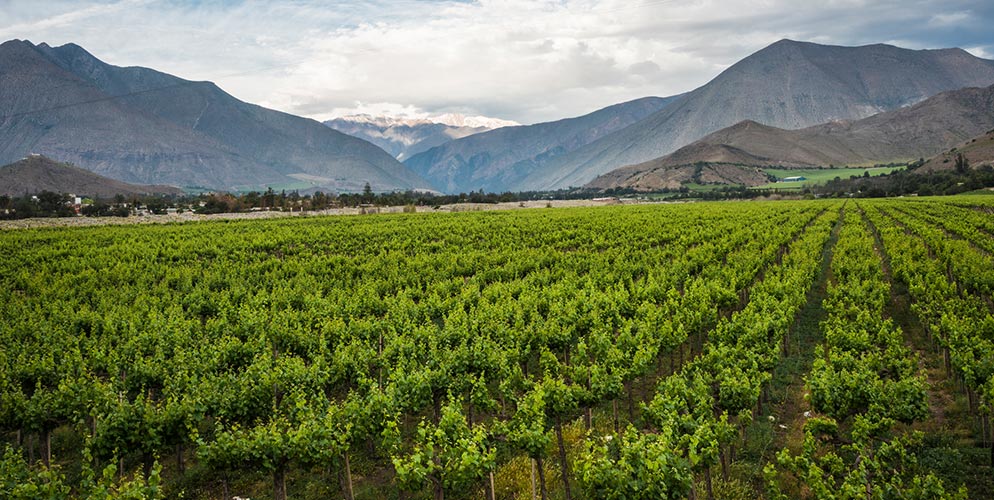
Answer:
[575, 426, 691, 499]
[768, 425, 967, 500]
[0, 444, 163, 500]
[767, 205, 968, 499]
[0, 446, 70, 500]
[392, 398, 496, 496]
[0, 198, 989, 499]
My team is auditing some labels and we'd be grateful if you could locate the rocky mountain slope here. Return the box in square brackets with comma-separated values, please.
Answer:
[528, 39, 994, 191]
[401, 96, 678, 193]
[587, 84, 994, 191]
[324, 114, 516, 161]
[921, 129, 994, 172]
[0, 155, 183, 197]
[0, 40, 428, 192]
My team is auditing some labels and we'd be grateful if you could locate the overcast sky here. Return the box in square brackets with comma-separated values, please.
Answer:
[3, 0, 993, 124]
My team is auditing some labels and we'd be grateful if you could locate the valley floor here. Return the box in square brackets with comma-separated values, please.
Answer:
[0, 198, 647, 230]
[2, 197, 992, 500]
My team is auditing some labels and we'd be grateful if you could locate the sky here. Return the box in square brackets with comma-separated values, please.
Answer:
[2, 0, 993, 125]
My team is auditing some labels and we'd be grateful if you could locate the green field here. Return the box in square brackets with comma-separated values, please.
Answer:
[2, 197, 992, 500]
[753, 165, 907, 189]
[683, 182, 744, 192]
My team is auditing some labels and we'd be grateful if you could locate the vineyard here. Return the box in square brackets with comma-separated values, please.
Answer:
[1, 197, 993, 500]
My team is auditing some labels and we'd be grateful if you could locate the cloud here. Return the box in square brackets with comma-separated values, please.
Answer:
[3, 0, 994, 124]
[328, 102, 434, 120]
[966, 46, 993, 59]
[929, 11, 971, 26]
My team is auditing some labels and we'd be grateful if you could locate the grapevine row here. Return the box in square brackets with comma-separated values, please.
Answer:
[864, 202, 994, 464]
[766, 206, 962, 499]
[577, 205, 841, 499]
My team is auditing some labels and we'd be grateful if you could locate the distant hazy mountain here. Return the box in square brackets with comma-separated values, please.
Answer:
[324, 114, 517, 161]
[402, 96, 679, 193]
[526, 39, 994, 191]
[0, 155, 183, 197]
[587, 84, 994, 191]
[0, 39, 429, 192]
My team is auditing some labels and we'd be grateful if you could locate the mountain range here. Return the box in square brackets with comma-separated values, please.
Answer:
[587, 84, 994, 190]
[402, 96, 679, 193]
[0, 39, 428, 192]
[0, 155, 183, 197]
[3, 38, 994, 196]
[324, 114, 517, 161]
[518, 40, 994, 191]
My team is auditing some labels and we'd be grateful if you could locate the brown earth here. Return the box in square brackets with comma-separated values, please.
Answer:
[920, 130, 994, 172]
[0, 155, 182, 197]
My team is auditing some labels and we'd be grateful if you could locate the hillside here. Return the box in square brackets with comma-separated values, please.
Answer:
[586, 161, 770, 191]
[324, 115, 511, 161]
[402, 96, 678, 193]
[524, 39, 994, 191]
[921, 129, 994, 172]
[0, 40, 429, 192]
[589, 84, 994, 190]
[0, 155, 183, 197]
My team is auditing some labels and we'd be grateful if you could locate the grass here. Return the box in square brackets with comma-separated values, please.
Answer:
[684, 182, 745, 192]
[734, 206, 842, 494]
[643, 192, 684, 200]
[960, 187, 994, 195]
[752, 166, 907, 189]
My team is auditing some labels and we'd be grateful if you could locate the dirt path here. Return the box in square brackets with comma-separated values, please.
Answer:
[0, 199, 652, 231]
[761, 204, 843, 456]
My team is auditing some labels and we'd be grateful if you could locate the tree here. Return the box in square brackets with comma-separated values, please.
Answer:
[362, 182, 374, 205]
[312, 191, 328, 210]
[262, 187, 276, 209]
[197, 418, 306, 500]
[955, 153, 970, 174]
[36, 191, 73, 217]
[242, 191, 261, 208]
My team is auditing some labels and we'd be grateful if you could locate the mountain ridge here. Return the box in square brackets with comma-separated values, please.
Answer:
[0, 39, 430, 192]
[402, 96, 680, 193]
[324, 115, 508, 161]
[522, 39, 994, 190]
[587, 84, 994, 191]
[328, 114, 518, 129]
[0, 155, 183, 197]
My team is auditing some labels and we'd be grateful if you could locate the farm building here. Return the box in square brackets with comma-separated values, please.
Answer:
[781, 176, 807, 182]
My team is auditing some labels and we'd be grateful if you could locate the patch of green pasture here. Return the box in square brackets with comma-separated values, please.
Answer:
[752, 166, 906, 189]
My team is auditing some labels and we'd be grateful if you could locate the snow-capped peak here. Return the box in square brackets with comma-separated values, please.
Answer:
[330, 113, 518, 130]
[328, 114, 421, 127]
[429, 113, 520, 129]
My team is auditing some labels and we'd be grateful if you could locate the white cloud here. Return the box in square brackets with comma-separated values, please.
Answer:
[0, 0, 152, 35]
[965, 46, 993, 59]
[328, 102, 434, 120]
[929, 11, 971, 26]
[2, 0, 992, 124]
